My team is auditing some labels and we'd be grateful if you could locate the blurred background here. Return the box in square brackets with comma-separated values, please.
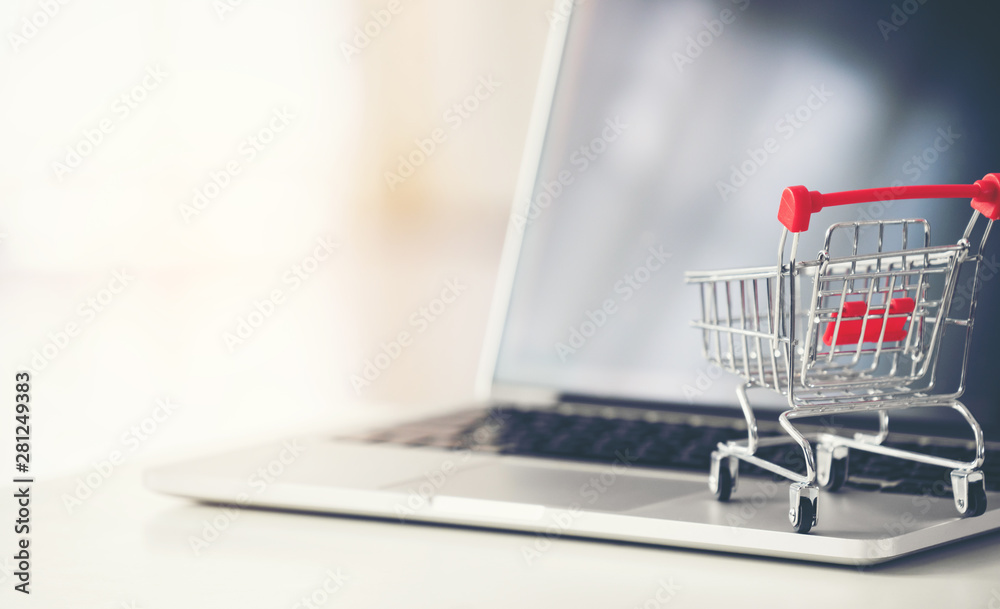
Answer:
[0, 0, 554, 478]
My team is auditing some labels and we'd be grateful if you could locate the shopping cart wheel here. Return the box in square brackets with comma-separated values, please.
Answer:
[709, 451, 738, 502]
[817, 444, 849, 492]
[968, 482, 988, 517]
[788, 483, 818, 534]
[951, 470, 988, 517]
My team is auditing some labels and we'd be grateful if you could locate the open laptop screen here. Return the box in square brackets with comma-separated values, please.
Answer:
[492, 0, 1000, 430]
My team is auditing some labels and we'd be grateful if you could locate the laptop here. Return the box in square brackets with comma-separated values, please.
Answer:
[146, 0, 1000, 565]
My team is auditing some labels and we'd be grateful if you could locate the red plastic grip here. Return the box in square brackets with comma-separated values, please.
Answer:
[777, 173, 1000, 233]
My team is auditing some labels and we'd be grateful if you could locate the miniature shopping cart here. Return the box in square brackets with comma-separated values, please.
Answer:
[685, 174, 1000, 533]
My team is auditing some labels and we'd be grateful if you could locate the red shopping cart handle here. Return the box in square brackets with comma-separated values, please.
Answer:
[777, 173, 1000, 233]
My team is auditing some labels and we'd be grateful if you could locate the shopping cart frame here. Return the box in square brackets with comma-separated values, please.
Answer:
[685, 175, 1000, 533]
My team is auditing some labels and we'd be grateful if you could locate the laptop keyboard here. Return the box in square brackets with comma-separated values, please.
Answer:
[351, 407, 1000, 495]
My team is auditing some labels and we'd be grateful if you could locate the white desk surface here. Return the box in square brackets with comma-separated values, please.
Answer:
[4, 430, 1000, 609]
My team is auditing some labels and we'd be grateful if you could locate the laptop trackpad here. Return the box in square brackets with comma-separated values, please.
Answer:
[384, 461, 704, 514]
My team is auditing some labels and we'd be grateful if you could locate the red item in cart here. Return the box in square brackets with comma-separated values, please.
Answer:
[823, 298, 915, 346]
